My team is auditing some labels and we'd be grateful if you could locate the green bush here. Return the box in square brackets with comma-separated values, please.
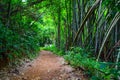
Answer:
[41, 44, 65, 56]
[0, 22, 40, 61]
[64, 47, 119, 80]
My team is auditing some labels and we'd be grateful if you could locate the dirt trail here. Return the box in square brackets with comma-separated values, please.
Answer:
[8, 51, 87, 80]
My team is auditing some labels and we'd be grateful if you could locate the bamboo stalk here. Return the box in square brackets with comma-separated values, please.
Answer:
[72, 0, 101, 46]
[97, 12, 120, 61]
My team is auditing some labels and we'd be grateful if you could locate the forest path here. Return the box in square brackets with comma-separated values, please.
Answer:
[10, 50, 87, 80]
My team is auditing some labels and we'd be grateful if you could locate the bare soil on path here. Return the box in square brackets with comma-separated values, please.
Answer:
[0, 50, 87, 80]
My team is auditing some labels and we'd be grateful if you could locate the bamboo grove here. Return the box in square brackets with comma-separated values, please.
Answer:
[49, 0, 120, 78]
[0, 0, 120, 79]
[45, 0, 120, 62]
[54, 0, 120, 62]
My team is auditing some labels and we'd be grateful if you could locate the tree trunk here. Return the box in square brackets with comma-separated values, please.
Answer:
[6, 0, 11, 27]
[57, 5, 61, 49]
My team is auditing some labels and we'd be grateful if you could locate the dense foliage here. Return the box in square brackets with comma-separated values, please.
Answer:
[0, 0, 55, 62]
[64, 47, 119, 80]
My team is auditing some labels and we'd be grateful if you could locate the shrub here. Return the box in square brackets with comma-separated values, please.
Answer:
[64, 47, 119, 80]
[41, 44, 65, 56]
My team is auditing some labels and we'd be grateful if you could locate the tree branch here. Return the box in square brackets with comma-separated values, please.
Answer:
[11, 0, 45, 15]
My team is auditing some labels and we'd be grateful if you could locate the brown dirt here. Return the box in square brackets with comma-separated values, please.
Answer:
[10, 50, 88, 80]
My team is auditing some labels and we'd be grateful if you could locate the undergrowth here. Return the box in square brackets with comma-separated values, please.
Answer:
[64, 47, 119, 80]
[41, 44, 65, 56]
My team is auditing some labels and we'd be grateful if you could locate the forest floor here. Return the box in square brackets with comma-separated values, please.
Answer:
[0, 50, 88, 80]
